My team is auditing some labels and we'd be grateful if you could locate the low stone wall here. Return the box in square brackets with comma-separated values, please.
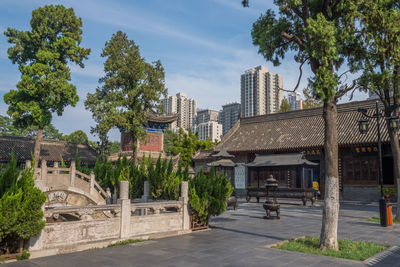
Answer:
[343, 186, 380, 202]
[130, 213, 183, 237]
[29, 181, 191, 258]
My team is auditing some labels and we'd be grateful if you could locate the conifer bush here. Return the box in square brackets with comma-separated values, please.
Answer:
[92, 155, 234, 227]
[0, 155, 46, 254]
[189, 168, 234, 226]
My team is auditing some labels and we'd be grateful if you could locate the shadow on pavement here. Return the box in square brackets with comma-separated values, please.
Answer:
[213, 226, 287, 241]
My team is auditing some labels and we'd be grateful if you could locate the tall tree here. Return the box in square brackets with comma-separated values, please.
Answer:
[3, 5, 90, 164]
[62, 130, 89, 144]
[349, 1, 400, 219]
[279, 98, 291, 112]
[252, 1, 359, 250]
[85, 31, 167, 161]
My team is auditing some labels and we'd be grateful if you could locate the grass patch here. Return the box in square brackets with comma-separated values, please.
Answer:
[272, 236, 386, 261]
[107, 239, 147, 247]
[365, 216, 400, 224]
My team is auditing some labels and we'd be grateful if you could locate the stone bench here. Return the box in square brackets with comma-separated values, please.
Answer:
[246, 187, 315, 206]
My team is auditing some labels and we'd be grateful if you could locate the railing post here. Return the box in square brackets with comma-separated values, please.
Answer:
[89, 171, 95, 195]
[41, 160, 47, 181]
[142, 181, 150, 202]
[119, 180, 131, 239]
[106, 188, 112, 204]
[180, 181, 190, 231]
[70, 161, 76, 187]
[53, 161, 58, 175]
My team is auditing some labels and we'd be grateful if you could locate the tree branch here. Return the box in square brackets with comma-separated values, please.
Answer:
[280, 32, 305, 50]
[277, 57, 309, 93]
[334, 80, 358, 100]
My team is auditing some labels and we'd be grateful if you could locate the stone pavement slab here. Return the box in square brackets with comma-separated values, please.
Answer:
[5, 201, 399, 266]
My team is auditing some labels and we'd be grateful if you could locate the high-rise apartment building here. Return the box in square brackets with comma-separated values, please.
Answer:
[288, 92, 303, 111]
[163, 93, 197, 132]
[220, 103, 241, 136]
[240, 66, 283, 117]
[193, 121, 223, 142]
[195, 109, 220, 125]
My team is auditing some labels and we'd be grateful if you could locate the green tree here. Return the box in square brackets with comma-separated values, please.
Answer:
[109, 141, 121, 154]
[0, 163, 46, 253]
[189, 168, 233, 226]
[279, 98, 291, 112]
[85, 31, 167, 162]
[3, 5, 90, 164]
[62, 130, 89, 144]
[302, 87, 322, 109]
[74, 149, 82, 172]
[165, 128, 217, 166]
[349, 0, 400, 220]
[0, 115, 63, 140]
[251, 1, 359, 250]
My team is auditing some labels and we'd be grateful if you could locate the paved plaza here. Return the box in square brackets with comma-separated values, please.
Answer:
[6, 200, 400, 266]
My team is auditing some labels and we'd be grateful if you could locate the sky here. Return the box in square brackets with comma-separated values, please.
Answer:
[0, 0, 368, 141]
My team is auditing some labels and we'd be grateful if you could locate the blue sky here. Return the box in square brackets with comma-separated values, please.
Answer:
[0, 0, 367, 141]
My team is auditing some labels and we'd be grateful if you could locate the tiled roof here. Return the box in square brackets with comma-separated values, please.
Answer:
[216, 100, 390, 153]
[212, 148, 235, 158]
[147, 110, 177, 123]
[0, 135, 97, 163]
[193, 150, 214, 161]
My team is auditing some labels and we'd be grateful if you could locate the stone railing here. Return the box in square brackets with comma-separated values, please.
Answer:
[28, 160, 107, 205]
[29, 181, 191, 258]
[43, 201, 184, 221]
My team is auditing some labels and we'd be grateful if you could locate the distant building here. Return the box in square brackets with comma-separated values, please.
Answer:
[241, 65, 283, 118]
[220, 103, 241, 136]
[195, 109, 220, 125]
[193, 121, 223, 142]
[288, 92, 303, 111]
[163, 93, 197, 132]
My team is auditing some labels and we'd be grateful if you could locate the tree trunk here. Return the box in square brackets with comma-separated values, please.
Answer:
[19, 238, 24, 253]
[131, 131, 137, 164]
[33, 128, 43, 167]
[320, 101, 339, 251]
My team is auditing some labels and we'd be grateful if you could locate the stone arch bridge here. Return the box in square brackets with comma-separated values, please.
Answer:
[28, 160, 107, 206]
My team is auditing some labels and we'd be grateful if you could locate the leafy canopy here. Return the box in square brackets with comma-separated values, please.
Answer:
[62, 130, 89, 144]
[251, 0, 360, 102]
[164, 128, 217, 167]
[0, 159, 46, 253]
[85, 31, 167, 145]
[349, 1, 400, 100]
[3, 5, 90, 129]
[0, 115, 63, 140]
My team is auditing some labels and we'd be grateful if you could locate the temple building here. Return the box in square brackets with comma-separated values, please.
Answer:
[112, 110, 179, 162]
[193, 99, 397, 202]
